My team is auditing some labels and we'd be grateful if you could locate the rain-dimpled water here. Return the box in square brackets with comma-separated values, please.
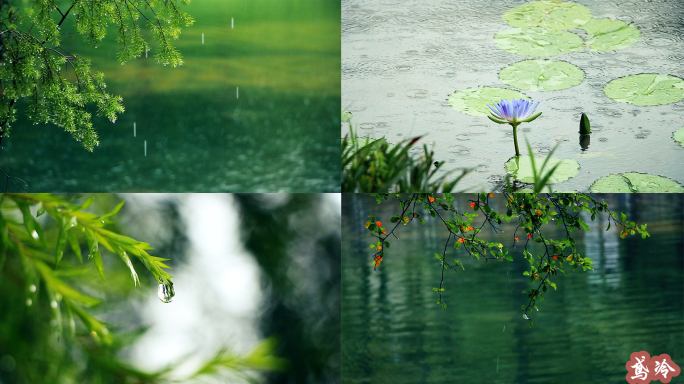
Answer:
[342, 0, 684, 191]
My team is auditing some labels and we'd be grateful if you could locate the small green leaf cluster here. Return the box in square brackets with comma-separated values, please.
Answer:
[342, 124, 469, 192]
[0, 0, 193, 150]
[366, 193, 650, 326]
[0, 193, 172, 345]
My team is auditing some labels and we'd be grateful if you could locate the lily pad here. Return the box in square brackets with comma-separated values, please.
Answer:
[581, 18, 640, 51]
[495, 27, 585, 57]
[499, 60, 584, 91]
[447, 87, 530, 116]
[504, 156, 580, 184]
[503, 1, 592, 31]
[674, 127, 684, 148]
[604, 74, 684, 106]
[590, 173, 684, 193]
[342, 108, 352, 122]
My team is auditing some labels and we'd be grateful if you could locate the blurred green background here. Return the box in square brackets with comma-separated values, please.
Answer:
[0, 193, 341, 384]
[1, 0, 340, 192]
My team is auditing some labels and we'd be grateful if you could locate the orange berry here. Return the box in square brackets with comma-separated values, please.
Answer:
[536, 210, 541, 216]
[514, 237, 519, 242]
[527, 233, 532, 239]
[376, 221, 382, 227]
[567, 255, 573, 261]
[458, 238, 465, 243]
[376, 245, 382, 251]
[534, 274, 539, 279]
[382, 230, 386, 235]
[428, 196, 435, 202]
[403, 216, 409, 223]
[489, 193, 494, 197]
[365, 221, 371, 228]
[553, 255, 559, 259]
[470, 202, 476, 209]
[413, 212, 418, 217]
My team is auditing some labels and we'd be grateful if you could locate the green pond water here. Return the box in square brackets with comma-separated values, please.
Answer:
[342, 194, 683, 384]
[2, 0, 340, 192]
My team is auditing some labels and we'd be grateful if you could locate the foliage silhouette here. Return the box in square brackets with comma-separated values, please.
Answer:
[0, 0, 193, 150]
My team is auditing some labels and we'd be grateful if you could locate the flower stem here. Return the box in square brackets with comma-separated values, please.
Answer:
[511, 123, 520, 157]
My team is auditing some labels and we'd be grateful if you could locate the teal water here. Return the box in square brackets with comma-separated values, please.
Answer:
[2, 0, 340, 192]
[342, 194, 683, 384]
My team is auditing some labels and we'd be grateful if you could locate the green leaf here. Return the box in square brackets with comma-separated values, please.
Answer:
[505, 156, 579, 184]
[604, 74, 684, 106]
[494, 27, 584, 57]
[117, 249, 140, 287]
[74, 197, 95, 211]
[16, 200, 45, 244]
[55, 219, 69, 266]
[100, 200, 125, 220]
[85, 229, 105, 281]
[448, 86, 530, 116]
[581, 18, 640, 52]
[674, 127, 684, 148]
[67, 230, 82, 263]
[590, 173, 684, 193]
[503, 1, 592, 30]
[34, 260, 101, 307]
[499, 60, 584, 91]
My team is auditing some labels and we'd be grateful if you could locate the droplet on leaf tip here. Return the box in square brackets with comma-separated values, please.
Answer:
[158, 282, 175, 303]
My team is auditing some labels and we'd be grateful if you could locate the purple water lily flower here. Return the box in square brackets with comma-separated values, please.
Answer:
[486, 99, 542, 157]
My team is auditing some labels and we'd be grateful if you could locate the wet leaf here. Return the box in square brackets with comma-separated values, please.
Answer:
[590, 173, 684, 193]
[673, 127, 684, 148]
[447, 86, 530, 116]
[494, 27, 584, 57]
[505, 156, 580, 184]
[499, 59, 584, 91]
[581, 18, 640, 52]
[502, 1, 592, 31]
[604, 74, 684, 106]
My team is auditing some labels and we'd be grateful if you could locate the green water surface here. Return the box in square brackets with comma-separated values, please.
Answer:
[2, 0, 340, 192]
[342, 194, 683, 384]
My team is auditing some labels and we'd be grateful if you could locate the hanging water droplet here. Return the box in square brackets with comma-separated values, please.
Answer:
[50, 300, 58, 308]
[31, 230, 39, 239]
[29, 284, 36, 292]
[158, 282, 175, 303]
[26, 299, 32, 306]
[523, 313, 529, 320]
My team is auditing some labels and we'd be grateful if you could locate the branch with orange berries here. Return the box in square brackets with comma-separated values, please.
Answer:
[365, 193, 650, 327]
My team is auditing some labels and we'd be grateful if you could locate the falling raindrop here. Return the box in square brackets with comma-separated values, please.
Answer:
[231, 18, 234, 29]
[144, 141, 147, 157]
[158, 282, 175, 303]
[201, 33, 204, 44]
